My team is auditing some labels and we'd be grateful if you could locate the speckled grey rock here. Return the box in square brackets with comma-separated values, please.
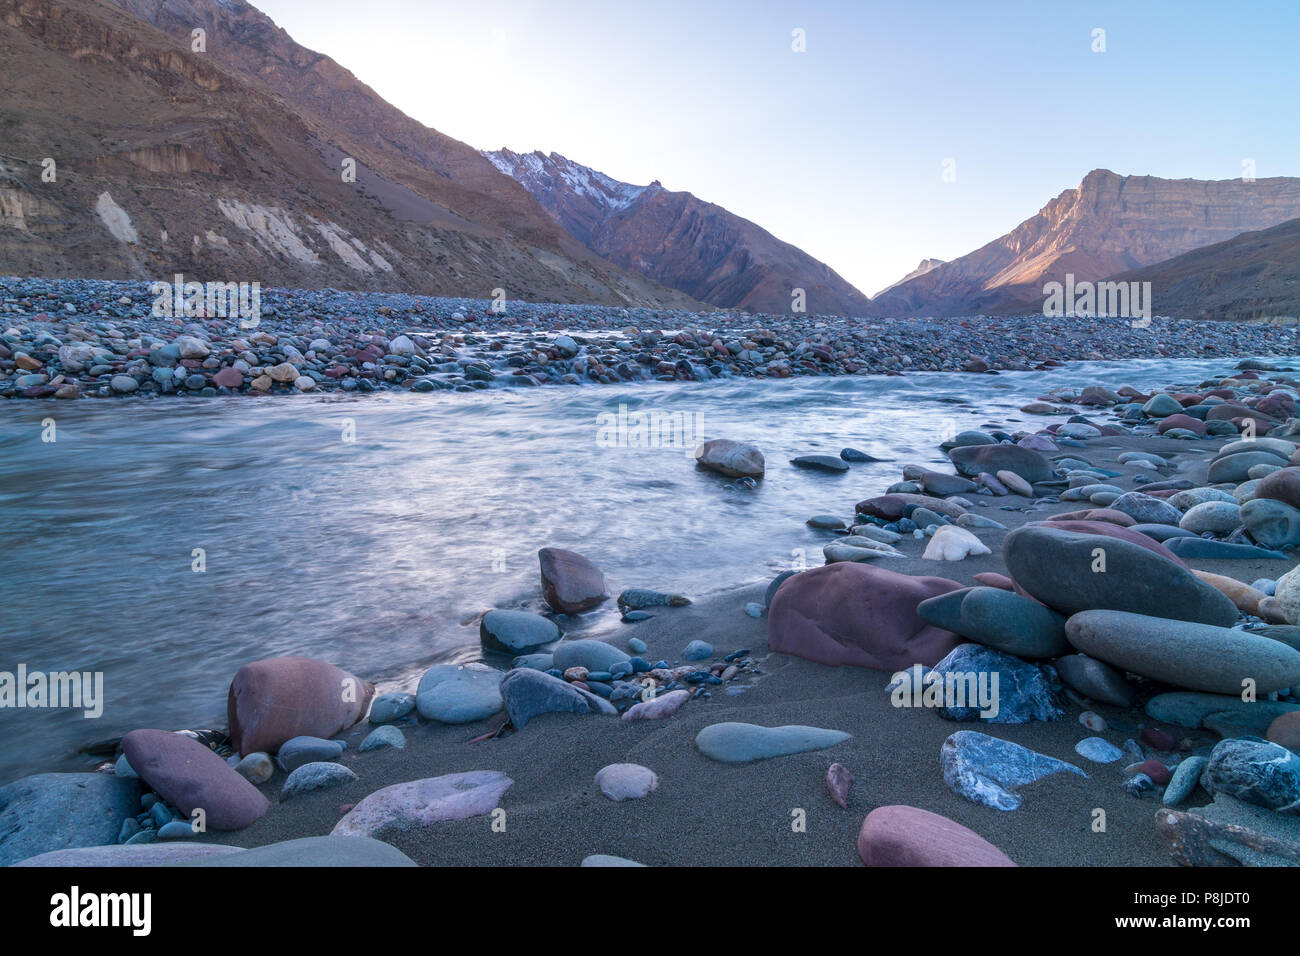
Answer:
[1202, 737, 1300, 814]
[0, 772, 141, 867]
[941, 731, 1086, 811]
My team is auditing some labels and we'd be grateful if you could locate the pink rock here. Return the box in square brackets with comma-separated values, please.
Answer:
[857, 805, 1016, 867]
[122, 729, 269, 831]
[1254, 468, 1300, 510]
[621, 689, 689, 722]
[826, 762, 853, 809]
[1157, 414, 1207, 437]
[1016, 434, 1059, 453]
[973, 572, 1015, 591]
[212, 367, 243, 388]
[538, 547, 607, 614]
[768, 563, 965, 669]
[594, 763, 659, 801]
[1137, 759, 1172, 785]
[227, 656, 375, 756]
[332, 771, 512, 837]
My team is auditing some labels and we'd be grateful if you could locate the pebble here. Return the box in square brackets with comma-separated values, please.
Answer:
[694, 722, 850, 764]
[359, 726, 406, 752]
[282, 762, 359, 799]
[594, 763, 659, 801]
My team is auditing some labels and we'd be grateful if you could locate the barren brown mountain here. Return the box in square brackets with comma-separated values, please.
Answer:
[869, 169, 1300, 317]
[0, 0, 700, 306]
[487, 149, 871, 317]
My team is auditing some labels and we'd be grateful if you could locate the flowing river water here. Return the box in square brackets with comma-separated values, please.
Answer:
[0, 355, 1291, 783]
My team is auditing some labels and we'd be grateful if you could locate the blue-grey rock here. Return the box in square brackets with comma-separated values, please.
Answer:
[368, 692, 415, 724]
[157, 820, 197, 840]
[791, 454, 849, 473]
[1209, 450, 1290, 484]
[1109, 492, 1183, 526]
[1075, 737, 1124, 763]
[1146, 692, 1300, 730]
[744, 602, 764, 618]
[511, 653, 554, 671]
[1127, 523, 1199, 541]
[114, 754, 138, 779]
[627, 637, 647, 654]
[1165, 537, 1287, 560]
[14, 843, 244, 866]
[683, 640, 713, 661]
[359, 725, 405, 752]
[1067, 610, 1300, 694]
[694, 722, 850, 763]
[940, 731, 1086, 811]
[277, 736, 346, 772]
[479, 609, 561, 654]
[581, 854, 646, 867]
[1179, 501, 1242, 535]
[1241, 497, 1300, 551]
[929, 643, 1063, 723]
[416, 662, 504, 723]
[188, 835, 417, 867]
[499, 668, 614, 729]
[919, 587, 1068, 659]
[1202, 737, 1300, 814]
[1163, 755, 1208, 806]
[0, 772, 142, 866]
[282, 761, 358, 799]
[551, 639, 631, 672]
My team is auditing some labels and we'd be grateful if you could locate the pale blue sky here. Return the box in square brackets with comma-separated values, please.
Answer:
[254, 0, 1300, 295]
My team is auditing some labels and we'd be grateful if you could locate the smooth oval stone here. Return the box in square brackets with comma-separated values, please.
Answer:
[1267, 711, 1300, 750]
[538, 547, 608, 614]
[499, 668, 613, 728]
[416, 663, 504, 724]
[1252, 466, 1300, 509]
[122, 730, 269, 831]
[695, 438, 764, 477]
[594, 763, 659, 801]
[1066, 610, 1300, 694]
[276, 735, 345, 772]
[857, 805, 1015, 866]
[1169, 488, 1237, 510]
[1241, 497, 1300, 550]
[1209, 450, 1290, 484]
[368, 692, 416, 724]
[282, 761, 358, 799]
[694, 723, 850, 764]
[552, 639, 631, 672]
[1165, 537, 1286, 560]
[919, 587, 1069, 659]
[807, 514, 846, 529]
[1162, 755, 1208, 806]
[791, 454, 849, 473]
[479, 609, 561, 654]
[511, 653, 554, 671]
[190, 835, 416, 867]
[683, 640, 713, 661]
[1127, 523, 1198, 542]
[233, 752, 274, 785]
[332, 772, 513, 837]
[1143, 393, 1184, 417]
[1146, 692, 1300, 730]
[1053, 653, 1137, 707]
[1004, 526, 1235, 625]
[1202, 738, 1300, 813]
[918, 472, 979, 496]
[1109, 492, 1183, 526]
[1075, 737, 1124, 763]
[1179, 501, 1242, 535]
[227, 656, 374, 757]
[948, 444, 1053, 483]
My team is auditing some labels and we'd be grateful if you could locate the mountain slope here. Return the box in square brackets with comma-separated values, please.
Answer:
[0, 0, 699, 306]
[869, 169, 1300, 317]
[486, 148, 871, 317]
[1108, 216, 1300, 321]
[875, 258, 944, 298]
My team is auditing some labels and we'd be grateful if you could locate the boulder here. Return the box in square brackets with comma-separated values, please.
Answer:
[227, 656, 374, 756]
[122, 729, 269, 830]
[948, 444, 1054, 483]
[479, 609, 560, 654]
[538, 547, 607, 614]
[0, 773, 141, 867]
[416, 663, 504, 723]
[694, 438, 764, 478]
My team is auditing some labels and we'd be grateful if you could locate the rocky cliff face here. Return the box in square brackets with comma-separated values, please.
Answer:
[0, 0, 699, 306]
[870, 169, 1300, 316]
[875, 258, 944, 298]
[1111, 216, 1300, 321]
[487, 149, 871, 317]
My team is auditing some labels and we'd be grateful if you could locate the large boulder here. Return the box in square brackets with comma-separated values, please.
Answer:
[1003, 526, 1235, 624]
[1065, 610, 1300, 694]
[479, 609, 560, 654]
[538, 547, 607, 614]
[1037, 520, 1188, 566]
[694, 438, 764, 478]
[1202, 738, 1300, 814]
[857, 805, 1016, 866]
[0, 773, 141, 867]
[499, 668, 614, 728]
[415, 663, 504, 723]
[947, 444, 1054, 483]
[768, 562, 965, 669]
[122, 729, 270, 830]
[227, 656, 374, 756]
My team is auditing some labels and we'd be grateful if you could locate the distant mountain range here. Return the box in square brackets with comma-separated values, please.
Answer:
[869, 169, 1300, 318]
[484, 149, 872, 316]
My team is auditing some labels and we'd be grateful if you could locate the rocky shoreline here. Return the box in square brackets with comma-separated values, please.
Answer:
[6, 356, 1300, 866]
[5, 276, 1300, 399]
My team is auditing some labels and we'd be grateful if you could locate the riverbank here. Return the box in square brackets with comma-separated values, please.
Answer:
[4, 276, 1300, 399]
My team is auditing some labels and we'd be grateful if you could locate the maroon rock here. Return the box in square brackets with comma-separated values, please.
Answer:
[1038, 519, 1189, 567]
[1256, 392, 1296, 419]
[826, 763, 853, 809]
[768, 563, 965, 669]
[1141, 726, 1177, 751]
[1137, 759, 1172, 785]
[857, 805, 1016, 867]
[1254, 468, 1300, 511]
[227, 656, 374, 756]
[1266, 711, 1300, 750]
[122, 729, 269, 830]
[973, 571, 1015, 590]
[1157, 414, 1207, 437]
[212, 367, 243, 388]
[1051, 508, 1136, 527]
[538, 547, 608, 614]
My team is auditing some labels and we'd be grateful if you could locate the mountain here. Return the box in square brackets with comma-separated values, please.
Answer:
[0, 0, 699, 307]
[1109, 216, 1300, 321]
[485, 148, 871, 317]
[869, 169, 1300, 317]
[875, 258, 944, 298]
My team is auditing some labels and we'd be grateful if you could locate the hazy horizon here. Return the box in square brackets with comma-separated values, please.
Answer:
[195, 0, 1300, 295]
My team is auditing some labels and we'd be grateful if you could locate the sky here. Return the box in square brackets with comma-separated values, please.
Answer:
[253, 0, 1300, 296]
